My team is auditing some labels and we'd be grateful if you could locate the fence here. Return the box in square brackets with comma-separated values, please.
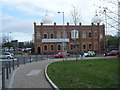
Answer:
[1, 54, 55, 89]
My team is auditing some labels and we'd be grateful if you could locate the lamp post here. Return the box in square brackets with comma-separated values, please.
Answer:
[103, 7, 108, 52]
[58, 11, 66, 60]
[118, 1, 120, 57]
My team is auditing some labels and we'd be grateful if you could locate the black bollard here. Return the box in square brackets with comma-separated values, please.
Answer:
[2, 67, 5, 89]
[12, 58, 14, 70]
[17, 58, 19, 67]
[29, 55, 31, 63]
[6, 63, 9, 79]
[8, 61, 11, 74]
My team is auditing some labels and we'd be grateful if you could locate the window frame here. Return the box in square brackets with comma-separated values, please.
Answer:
[50, 45, 54, 51]
[88, 32, 92, 38]
[44, 45, 48, 51]
[50, 33, 54, 38]
[57, 33, 61, 39]
[36, 33, 41, 38]
[43, 33, 48, 39]
[57, 45, 61, 51]
[82, 32, 86, 39]
[88, 44, 92, 49]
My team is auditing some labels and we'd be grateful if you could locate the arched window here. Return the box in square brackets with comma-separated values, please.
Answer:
[58, 45, 61, 50]
[51, 45, 54, 51]
[44, 45, 48, 51]
[83, 44, 86, 49]
[88, 44, 92, 49]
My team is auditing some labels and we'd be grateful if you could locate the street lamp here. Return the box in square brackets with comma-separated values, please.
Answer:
[58, 11, 66, 60]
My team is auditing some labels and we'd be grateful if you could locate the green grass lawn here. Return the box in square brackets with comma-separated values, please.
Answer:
[47, 58, 119, 88]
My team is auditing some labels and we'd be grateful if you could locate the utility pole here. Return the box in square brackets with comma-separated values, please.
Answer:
[118, 1, 120, 56]
[103, 7, 108, 52]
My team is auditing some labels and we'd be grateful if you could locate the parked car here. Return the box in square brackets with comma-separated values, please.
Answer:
[84, 51, 96, 57]
[54, 52, 70, 58]
[17, 48, 23, 51]
[0, 52, 13, 59]
[104, 50, 119, 56]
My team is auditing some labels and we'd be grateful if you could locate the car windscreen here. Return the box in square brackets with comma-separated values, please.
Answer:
[3, 53, 10, 55]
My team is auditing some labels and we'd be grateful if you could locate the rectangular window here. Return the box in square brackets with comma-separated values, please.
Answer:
[63, 33, 67, 38]
[37, 33, 40, 38]
[100, 34, 103, 39]
[50, 33, 54, 38]
[82, 32, 86, 38]
[70, 45, 74, 50]
[44, 34, 47, 39]
[88, 32, 92, 38]
[57, 33, 61, 38]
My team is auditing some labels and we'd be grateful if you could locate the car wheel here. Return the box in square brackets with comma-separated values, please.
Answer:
[7, 57, 11, 59]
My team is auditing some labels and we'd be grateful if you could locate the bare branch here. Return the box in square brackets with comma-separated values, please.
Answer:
[70, 5, 81, 25]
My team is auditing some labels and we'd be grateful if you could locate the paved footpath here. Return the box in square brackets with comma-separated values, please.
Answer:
[8, 59, 59, 88]
[6, 56, 117, 88]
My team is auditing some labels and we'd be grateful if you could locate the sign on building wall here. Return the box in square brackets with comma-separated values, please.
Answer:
[42, 39, 69, 43]
[71, 30, 79, 39]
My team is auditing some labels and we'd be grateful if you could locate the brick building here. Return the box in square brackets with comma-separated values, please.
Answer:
[34, 22, 105, 55]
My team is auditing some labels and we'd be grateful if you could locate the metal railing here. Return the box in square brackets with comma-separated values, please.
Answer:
[1, 54, 57, 89]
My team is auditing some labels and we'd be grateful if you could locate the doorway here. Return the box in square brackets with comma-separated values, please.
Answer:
[38, 47, 41, 55]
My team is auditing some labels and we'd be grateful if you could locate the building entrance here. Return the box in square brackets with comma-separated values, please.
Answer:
[38, 47, 41, 55]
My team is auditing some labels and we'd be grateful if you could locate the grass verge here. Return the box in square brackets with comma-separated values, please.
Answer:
[47, 58, 119, 88]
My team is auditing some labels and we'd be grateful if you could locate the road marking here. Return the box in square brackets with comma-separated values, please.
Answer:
[27, 70, 41, 76]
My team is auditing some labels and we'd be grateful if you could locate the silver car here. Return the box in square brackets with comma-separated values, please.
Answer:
[0, 52, 13, 59]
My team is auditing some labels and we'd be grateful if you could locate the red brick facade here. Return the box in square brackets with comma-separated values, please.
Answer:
[34, 22, 105, 55]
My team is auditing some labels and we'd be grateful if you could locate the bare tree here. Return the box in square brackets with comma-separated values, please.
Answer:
[70, 6, 81, 26]
[2, 34, 9, 45]
[70, 6, 81, 60]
